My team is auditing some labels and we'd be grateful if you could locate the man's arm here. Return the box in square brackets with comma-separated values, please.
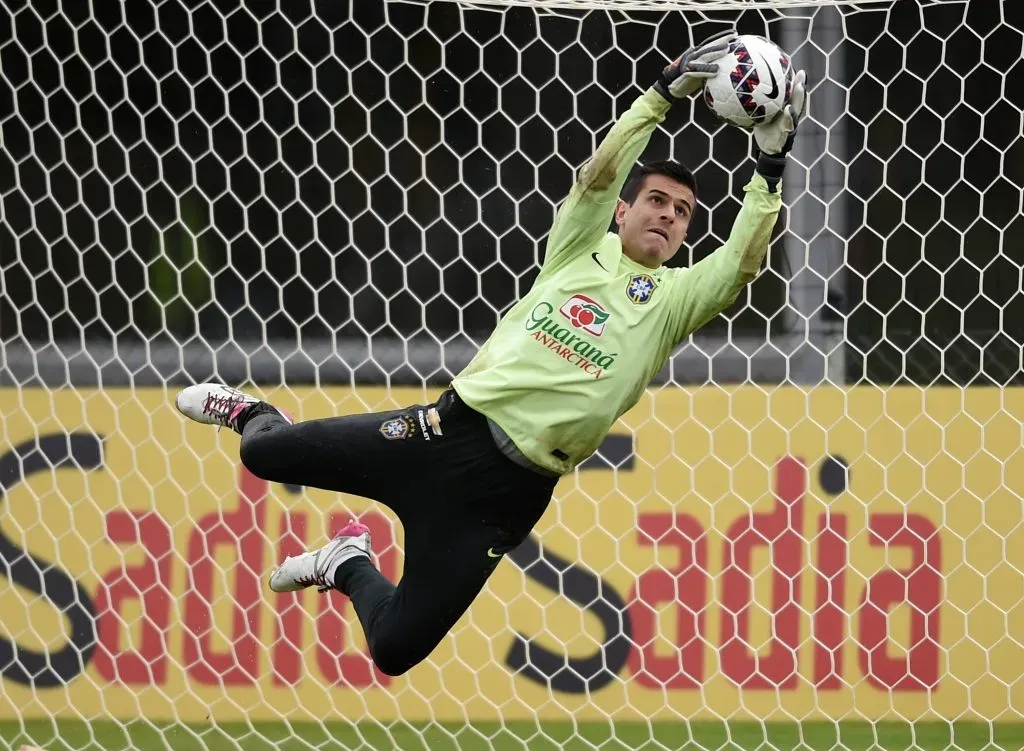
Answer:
[666, 173, 783, 339]
[667, 70, 809, 341]
[539, 31, 736, 279]
[539, 89, 670, 276]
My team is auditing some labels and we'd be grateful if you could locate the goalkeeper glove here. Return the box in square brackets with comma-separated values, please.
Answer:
[654, 29, 738, 103]
[753, 69, 808, 192]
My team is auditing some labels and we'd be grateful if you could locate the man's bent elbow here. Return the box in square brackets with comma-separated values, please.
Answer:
[578, 157, 617, 195]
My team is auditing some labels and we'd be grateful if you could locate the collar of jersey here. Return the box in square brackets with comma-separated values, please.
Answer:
[617, 249, 664, 277]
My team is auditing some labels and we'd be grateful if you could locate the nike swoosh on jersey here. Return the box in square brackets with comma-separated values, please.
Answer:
[760, 54, 780, 99]
[487, 547, 505, 558]
[591, 252, 608, 272]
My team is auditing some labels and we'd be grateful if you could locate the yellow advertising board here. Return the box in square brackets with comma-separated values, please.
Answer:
[1, 386, 1022, 723]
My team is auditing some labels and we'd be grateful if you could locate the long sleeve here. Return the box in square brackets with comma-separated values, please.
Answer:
[665, 172, 783, 343]
[538, 88, 672, 280]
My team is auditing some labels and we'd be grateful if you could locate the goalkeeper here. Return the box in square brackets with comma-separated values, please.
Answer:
[176, 30, 807, 677]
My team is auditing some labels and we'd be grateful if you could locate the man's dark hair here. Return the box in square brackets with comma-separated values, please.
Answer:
[620, 160, 698, 205]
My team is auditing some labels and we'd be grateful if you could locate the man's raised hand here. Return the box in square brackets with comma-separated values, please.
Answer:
[654, 29, 738, 103]
[753, 69, 809, 191]
[754, 69, 808, 156]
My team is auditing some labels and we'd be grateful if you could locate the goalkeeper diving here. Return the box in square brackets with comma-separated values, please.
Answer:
[176, 30, 808, 677]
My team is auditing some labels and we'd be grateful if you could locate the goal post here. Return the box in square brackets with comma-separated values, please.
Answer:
[1, 0, 1022, 749]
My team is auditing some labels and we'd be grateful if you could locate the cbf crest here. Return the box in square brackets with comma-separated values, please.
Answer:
[379, 415, 414, 440]
[626, 274, 657, 304]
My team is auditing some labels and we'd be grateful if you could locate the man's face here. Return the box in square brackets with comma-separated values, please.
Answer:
[614, 174, 695, 268]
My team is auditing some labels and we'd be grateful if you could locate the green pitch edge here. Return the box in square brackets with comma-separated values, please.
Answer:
[1, 720, 1022, 751]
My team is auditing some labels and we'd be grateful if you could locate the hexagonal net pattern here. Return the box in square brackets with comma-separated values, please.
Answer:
[453, 0, 896, 9]
[1, 1, 1023, 750]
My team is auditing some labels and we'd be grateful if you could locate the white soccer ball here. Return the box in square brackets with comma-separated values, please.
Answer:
[702, 35, 794, 129]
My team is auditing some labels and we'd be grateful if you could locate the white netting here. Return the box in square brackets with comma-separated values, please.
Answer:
[2, 0, 1022, 749]
[445, 0, 896, 10]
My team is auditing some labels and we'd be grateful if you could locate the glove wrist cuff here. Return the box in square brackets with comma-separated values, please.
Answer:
[652, 79, 676, 104]
[756, 152, 787, 175]
[755, 152, 787, 193]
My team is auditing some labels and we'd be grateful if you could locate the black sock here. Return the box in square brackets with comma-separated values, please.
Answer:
[334, 556, 381, 592]
[334, 557, 398, 669]
[236, 401, 281, 433]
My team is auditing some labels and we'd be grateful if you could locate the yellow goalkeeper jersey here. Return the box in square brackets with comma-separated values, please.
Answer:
[452, 88, 783, 476]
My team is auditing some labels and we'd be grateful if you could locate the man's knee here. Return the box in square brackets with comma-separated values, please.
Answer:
[239, 429, 288, 482]
[369, 639, 422, 677]
[239, 434, 270, 479]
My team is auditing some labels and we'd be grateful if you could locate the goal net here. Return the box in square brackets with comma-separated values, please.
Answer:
[1, 0, 1021, 749]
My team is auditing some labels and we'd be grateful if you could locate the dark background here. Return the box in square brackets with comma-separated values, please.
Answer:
[1, 0, 1021, 386]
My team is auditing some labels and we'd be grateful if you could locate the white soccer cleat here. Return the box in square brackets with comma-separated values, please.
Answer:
[175, 383, 288, 435]
[268, 520, 372, 593]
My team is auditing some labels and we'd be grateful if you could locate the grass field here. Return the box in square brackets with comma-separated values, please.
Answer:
[1, 721, 1022, 751]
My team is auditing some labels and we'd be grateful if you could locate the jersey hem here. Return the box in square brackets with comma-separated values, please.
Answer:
[450, 382, 572, 477]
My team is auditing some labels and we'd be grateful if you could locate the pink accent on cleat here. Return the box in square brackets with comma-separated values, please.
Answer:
[228, 401, 251, 424]
[335, 521, 370, 539]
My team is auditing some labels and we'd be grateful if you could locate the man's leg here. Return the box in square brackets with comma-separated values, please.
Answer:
[252, 385, 558, 676]
[329, 393, 557, 676]
[176, 383, 434, 500]
[236, 404, 407, 499]
[334, 503, 545, 677]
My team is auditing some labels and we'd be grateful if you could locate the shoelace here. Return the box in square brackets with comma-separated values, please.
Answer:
[203, 392, 245, 427]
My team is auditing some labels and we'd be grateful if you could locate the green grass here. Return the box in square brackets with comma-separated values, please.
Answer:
[2, 721, 1022, 751]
